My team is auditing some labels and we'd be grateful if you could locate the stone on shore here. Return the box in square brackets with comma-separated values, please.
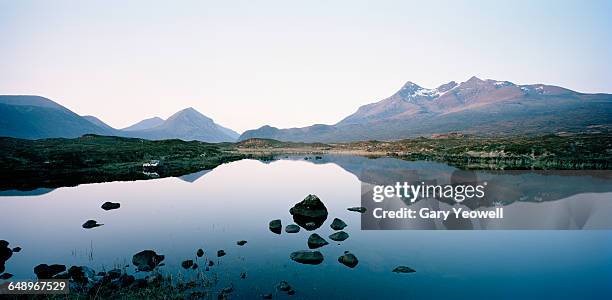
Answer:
[34, 264, 66, 279]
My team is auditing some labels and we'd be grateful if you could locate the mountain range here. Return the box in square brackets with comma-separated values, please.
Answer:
[2, 76, 611, 143]
[239, 76, 612, 142]
[0, 95, 238, 142]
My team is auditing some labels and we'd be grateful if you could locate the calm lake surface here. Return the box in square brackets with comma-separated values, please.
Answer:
[1, 156, 611, 298]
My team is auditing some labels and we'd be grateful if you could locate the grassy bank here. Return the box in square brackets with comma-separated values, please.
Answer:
[236, 133, 612, 170]
[0, 135, 245, 190]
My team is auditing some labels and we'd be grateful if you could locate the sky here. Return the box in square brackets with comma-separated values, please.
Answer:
[1, 0, 611, 133]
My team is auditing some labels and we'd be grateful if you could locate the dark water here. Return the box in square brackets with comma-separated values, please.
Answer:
[1, 156, 611, 298]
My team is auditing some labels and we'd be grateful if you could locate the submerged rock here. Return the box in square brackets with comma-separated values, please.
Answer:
[132, 250, 164, 272]
[237, 240, 247, 246]
[277, 280, 291, 292]
[0, 273, 13, 280]
[107, 269, 122, 280]
[34, 264, 66, 279]
[82, 220, 103, 229]
[12, 247, 21, 253]
[392, 266, 416, 273]
[347, 207, 367, 213]
[285, 224, 300, 233]
[290, 250, 324, 265]
[288, 289, 296, 295]
[101, 202, 120, 210]
[197, 249, 204, 257]
[329, 231, 349, 242]
[307, 233, 329, 249]
[338, 251, 359, 268]
[181, 260, 194, 269]
[262, 293, 273, 299]
[240, 272, 247, 279]
[269, 219, 282, 234]
[290, 195, 328, 231]
[330, 218, 348, 230]
[192, 263, 198, 270]
[217, 250, 226, 257]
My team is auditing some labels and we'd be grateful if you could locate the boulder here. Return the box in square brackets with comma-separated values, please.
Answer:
[329, 231, 349, 242]
[217, 250, 226, 257]
[347, 207, 367, 213]
[0, 241, 12, 271]
[240, 272, 247, 279]
[192, 263, 198, 270]
[392, 266, 416, 273]
[208, 260, 214, 267]
[107, 269, 122, 280]
[68, 266, 95, 284]
[0, 273, 13, 280]
[12, 247, 21, 253]
[307, 233, 329, 249]
[285, 224, 300, 233]
[101, 202, 120, 210]
[269, 219, 282, 234]
[237, 240, 247, 246]
[290, 250, 324, 265]
[196, 249, 204, 257]
[330, 218, 347, 230]
[338, 251, 359, 268]
[34, 264, 66, 279]
[290, 195, 328, 230]
[132, 250, 164, 272]
[181, 260, 194, 269]
[82, 220, 103, 229]
[262, 294, 273, 299]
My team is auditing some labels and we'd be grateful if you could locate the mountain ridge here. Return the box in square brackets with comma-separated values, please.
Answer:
[239, 77, 612, 142]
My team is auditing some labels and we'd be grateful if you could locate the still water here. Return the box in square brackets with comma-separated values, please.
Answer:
[1, 156, 611, 298]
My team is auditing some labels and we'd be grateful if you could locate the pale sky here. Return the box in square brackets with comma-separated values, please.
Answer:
[1, 0, 611, 133]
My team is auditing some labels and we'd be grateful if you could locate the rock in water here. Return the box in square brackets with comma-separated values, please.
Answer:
[82, 220, 103, 229]
[0, 240, 12, 272]
[290, 250, 324, 265]
[132, 250, 164, 272]
[338, 251, 359, 268]
[289, 194, 328, 230]
[68, 266, 95, 284]
[34, 264, 66, 279]
[192, 263, 198, 270]
[217, 250, 226, 257]
[347, 207, 367, 213]
[101, 201, 120, 210]
[196, 249, 204, 257]
[0, 273, 13, 280]
[262, 294, 273, 299]
[12, 247, 21, 253]
[269, 219, 282, 234]
[330, 218, 347, 230]
[277, 280, 292, 292]
[237, 240, 247, 246]
[392, 266, 416, 273]
[307, 233, 329, 249]
[329, 231, 349, 242]
[285, 224, 300, 233]
[181, 260, 194, 269]
[240, 272, 247, 279]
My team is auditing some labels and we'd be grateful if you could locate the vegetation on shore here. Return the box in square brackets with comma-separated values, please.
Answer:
[0, 134, 244, 191]
[236, 132, 612, 170]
